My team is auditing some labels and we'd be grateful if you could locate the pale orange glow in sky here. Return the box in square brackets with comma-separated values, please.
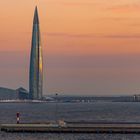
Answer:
[0, 0, 140, 95]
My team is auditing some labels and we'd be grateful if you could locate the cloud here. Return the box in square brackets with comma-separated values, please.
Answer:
[59, 2, 98, 7]
[96, 17, 134, 21]
[46, 32, 97, 38]
[45, 0, 98, 7]
[45, 32, 140, 39]
[107, 4, 140, 12]
[46, 53, 140, 70]
[102, 35, 140, 39]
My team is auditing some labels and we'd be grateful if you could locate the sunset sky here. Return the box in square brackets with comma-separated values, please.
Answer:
[0, 0, 140, 95]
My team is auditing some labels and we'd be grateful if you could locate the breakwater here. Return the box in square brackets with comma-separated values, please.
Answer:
[1, 122, 140, 133]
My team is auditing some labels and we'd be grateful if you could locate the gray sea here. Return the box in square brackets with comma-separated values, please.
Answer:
[1, 102, 140, 139]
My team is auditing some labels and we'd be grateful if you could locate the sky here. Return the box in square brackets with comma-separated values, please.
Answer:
[0, 0, 140, 96]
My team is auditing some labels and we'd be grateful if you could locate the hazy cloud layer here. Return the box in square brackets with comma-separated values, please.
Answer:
[44, 0, 99, 7]
[107, 4, 140, 12]
[46, 32, 140, 39]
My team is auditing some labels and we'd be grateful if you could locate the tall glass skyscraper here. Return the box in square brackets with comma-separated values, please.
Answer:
[29, 6, 43, 100]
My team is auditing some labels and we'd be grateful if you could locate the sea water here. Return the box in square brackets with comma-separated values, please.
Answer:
[1, 102, 140, 140]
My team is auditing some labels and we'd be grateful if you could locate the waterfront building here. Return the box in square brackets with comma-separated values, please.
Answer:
[29, 6, 43, 100]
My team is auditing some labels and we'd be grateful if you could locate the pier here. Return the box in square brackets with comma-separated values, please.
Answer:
[1, 122, 140, 133]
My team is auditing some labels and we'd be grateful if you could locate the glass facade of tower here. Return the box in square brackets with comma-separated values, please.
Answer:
[29, 7, 43, 100]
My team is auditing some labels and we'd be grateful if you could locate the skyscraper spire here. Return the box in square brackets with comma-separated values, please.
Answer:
[33, 6, 39, 24]
[29, 6, 43, 100]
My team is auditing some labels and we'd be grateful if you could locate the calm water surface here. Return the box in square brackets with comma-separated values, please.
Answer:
[1, 102, 140, 140]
